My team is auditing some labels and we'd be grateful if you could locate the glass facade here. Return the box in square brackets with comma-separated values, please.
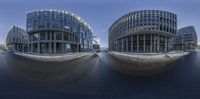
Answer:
[27, 10, 93, 54]
[175, 26, 197, 51]
[6, 26, 29, 52]
[109, 10, 177, 52]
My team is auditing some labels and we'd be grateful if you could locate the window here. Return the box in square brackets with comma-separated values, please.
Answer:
[64, 33, 68, 41]
[38, 25, 45, 28]
[40, 32, 46, 40]
[13, 37, 15, 42]
[27, 25, 33, 31]
[29, 35, 32, 41]
[47, 23, 50, 28]
[33, 33, 39, 41]
[160, 26, 162, 31]
[52, 32, 55, 40]
[47, 32, 50, 40]
[56, 32, 62, 40]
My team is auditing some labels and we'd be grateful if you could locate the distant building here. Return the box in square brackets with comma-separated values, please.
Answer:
[92, 36, 100, 50]
[27, 9, 93, 54]
[100, 47, 108, 51]
[6, 26, 29, 52]
[175, 26, 197, 51]
[109, 10, 177, 53]
[0, 43, 7, 51]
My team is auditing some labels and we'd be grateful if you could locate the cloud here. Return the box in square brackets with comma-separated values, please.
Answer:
[198, 42, 200, 45]
[0, 41, 5, 45]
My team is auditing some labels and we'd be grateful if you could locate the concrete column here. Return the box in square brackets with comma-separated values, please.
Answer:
[45, 32, 48, 53]
[12, 44, 14, 51]
[22, 44, 24, 52]
[115, 40, 117, 51]
[18, 44, 20, 51]
[18, 44, 19, 51]
[31, 43, 33, 53]
[72, 35, 73, 42]
[122, 38, 124, 52]
[126, 37, 128, 52]
[167, 37, 169, 51]
[49, 32, 52, 54]
[38, 34, 40, 54]
[15, 44, 17, 51]
[16, 44, 19, 51]
[46, 32, 48, 40]
[38, 43, 40, 54]
[165, 36, 167, 52]
[118, 40, 120, 52]
[21, 45, 23, 52]
[72, 35, 74, 42]
[17, 44, 20, 51]
[77, 44, 79, 52]
[68, 34, 70, 42]
[17, 44, 19, 51]
[150, 34, 152, 52]
[54, 32, 56, 53]
[131, 35, 133, 52]
[20, 44, 22, 52]
[15, 44, 16, 51]
[74, 35, 76, 43]
[62, 32, 64, 53]
[143, 34, 145, 52]
[114, 40, 115, 51]
[117, 40, 119, 52]
[154, 35, 156, 52]
[137, 34, 139, 52]
[157, 35, 160, 52]
[112, 41, 113, 51]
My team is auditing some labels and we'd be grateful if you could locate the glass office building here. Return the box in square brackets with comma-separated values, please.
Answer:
[175, 26, 197, 51]
[27, 10, 93, 54]
[92, 36, 100, 50]
[109, 10, 177, 52]
[6, 26, 29, 52]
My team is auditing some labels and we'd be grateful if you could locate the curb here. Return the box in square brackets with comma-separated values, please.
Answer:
[14, 53, 93, 62]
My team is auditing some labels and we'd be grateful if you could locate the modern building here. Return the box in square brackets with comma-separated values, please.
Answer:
[109, 10, 177, 53]
[27, 9, 93, 54]
[0, 43, 7, 51]
[92, 36, 100, 50]
[175, 26, 197, 51]
[6, 26, 29, 52]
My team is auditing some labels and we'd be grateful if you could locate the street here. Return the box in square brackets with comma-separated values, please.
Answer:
[0, 51, 200, 98]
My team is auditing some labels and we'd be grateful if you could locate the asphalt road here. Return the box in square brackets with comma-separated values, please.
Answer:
[0, 51, 200, 99]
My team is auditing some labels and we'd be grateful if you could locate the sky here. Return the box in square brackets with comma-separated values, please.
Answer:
[0, 0, 200, 47]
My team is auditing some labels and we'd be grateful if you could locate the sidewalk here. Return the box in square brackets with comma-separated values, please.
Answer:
[109, 51, 189, 62]
[14, 52, 93, 62]
[109, 51, 190, 71]
[0, 50, 6, 54]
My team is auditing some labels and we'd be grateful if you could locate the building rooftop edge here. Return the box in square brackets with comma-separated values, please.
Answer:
[26, 9, 93, 32]
[178, 26, 195, 30]
[109, 9, 177, 31]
